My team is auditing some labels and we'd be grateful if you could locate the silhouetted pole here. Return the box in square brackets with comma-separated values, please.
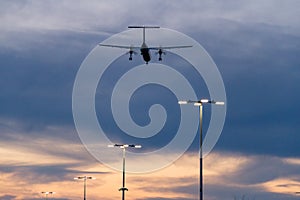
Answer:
[199, 104, 203, 200]
[120, 147, 127, 200]
[178, 99, 224, 200]
[84, 177, 86, 200]
[74, 176, 95, 200]
[108, 144, 141, 200]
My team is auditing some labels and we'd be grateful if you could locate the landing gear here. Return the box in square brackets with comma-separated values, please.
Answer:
[157, 49, 165, 61]
[129, 50, 133, 61]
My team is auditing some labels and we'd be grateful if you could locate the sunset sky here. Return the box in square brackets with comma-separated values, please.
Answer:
[1, 1, 300, 200]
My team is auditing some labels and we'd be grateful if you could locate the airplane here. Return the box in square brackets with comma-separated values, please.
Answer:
[98, 26, 193, 64]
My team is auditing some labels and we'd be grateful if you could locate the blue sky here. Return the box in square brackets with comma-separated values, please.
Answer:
[1, 0, 300, 199]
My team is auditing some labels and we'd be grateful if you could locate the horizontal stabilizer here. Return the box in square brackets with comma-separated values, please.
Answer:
[128, 25, 160, 29]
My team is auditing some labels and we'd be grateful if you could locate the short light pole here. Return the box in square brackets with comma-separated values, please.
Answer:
[74, 176, 95, 200]
[41, 192, 55, 200]
[178, 99, 224, 200]
[108, 144, 142, 200]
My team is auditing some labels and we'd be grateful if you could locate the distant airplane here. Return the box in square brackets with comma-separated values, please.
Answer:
[99, 26, 193, 64]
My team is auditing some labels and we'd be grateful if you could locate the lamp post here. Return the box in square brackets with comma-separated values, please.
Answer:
[41, 192, 55, 200]
[74, 176, 95, 200]
[178, 99, 224, 200]
[108, 144, 142, 200]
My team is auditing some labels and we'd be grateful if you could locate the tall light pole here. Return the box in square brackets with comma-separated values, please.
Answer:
[178, 99, 224, 200]
[74, 176, 95, 200]
[41, 192, 55, 200]
[108, 144, 142, 200]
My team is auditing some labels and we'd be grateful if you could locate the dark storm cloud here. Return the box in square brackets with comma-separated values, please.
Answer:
[0, 30, 103, 127]
[186, 19, 300, 157]
[1, 14, 299, 157]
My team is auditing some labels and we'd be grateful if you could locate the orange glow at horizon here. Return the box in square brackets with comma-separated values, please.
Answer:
[1, 128, 300, 200]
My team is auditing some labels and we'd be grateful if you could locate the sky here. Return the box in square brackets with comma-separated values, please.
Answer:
[1, 0, 300, 200]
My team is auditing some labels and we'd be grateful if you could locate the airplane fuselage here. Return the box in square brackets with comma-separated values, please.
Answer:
[140, 42, 151, 64]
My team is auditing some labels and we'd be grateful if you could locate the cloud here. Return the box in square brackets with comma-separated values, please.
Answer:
[0, 144, 300, 200]
[126, 152, 300, 200]
[0, 1, 120, 33]
[203, 152, 300, 199]
[0, 195, 16, 200]
[199, 18, 300, 157]
[1, 1, 299, 36]
[1, 0, 300, 157]
[0, 164, 87, 183]
[0, 1, 300, 199]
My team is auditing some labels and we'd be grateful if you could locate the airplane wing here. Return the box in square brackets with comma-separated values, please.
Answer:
[148, 45, 193, 50]
[98, 44, 140, 50]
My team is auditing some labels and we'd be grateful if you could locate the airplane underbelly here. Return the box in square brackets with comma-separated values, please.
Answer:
[141, 49, 151, 62]
[142, 53, 151, 62]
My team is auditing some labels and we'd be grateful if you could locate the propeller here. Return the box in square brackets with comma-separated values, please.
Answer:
[126, 46, 138, 60]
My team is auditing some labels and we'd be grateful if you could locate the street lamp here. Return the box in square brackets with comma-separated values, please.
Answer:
[178, 99, 224, 200]
[74, 176, 95, 200]
[41, 192, 55, 200]
[108, 144, 142, 200]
